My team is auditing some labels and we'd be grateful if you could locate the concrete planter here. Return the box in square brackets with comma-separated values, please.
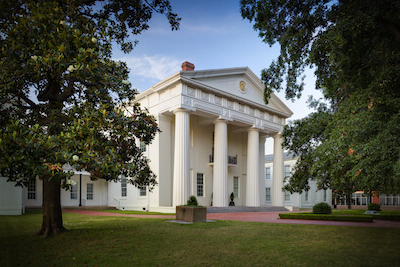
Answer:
[176, 206, 207, 222]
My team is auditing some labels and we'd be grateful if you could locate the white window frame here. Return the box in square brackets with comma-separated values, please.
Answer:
[71, 183, 78, 200]
[265, 167, 271, 180]
[28, 180, 36, 200]
[233, 176, 239, 198]
[197, 173, 204, 197]
[87, 183, 93, 200]
[139, 141, 147, 153]
[121, 176, 127, 197]
[305, 190, 309, 202]
[265, 187, 271, 202]
[285, 190, 291, 202]
[284, 165, 291, 179]
[139, 186, 147, 197]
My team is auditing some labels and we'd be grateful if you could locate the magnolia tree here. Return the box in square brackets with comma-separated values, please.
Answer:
[0, 0, 180, 237]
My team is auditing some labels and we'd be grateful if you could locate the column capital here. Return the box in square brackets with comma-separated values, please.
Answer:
[213, 118, 229, 125]
[247, 127, 260, 133]
[173, 108, 191, 115]
[272, 132, 282, 138]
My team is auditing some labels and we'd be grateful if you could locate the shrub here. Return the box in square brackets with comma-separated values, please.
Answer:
[368, 203, 381, 211]
[187, 195, 198, 206]
[313, 202, 332, 214]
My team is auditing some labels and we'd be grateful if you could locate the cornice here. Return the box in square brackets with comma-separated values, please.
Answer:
[179, 76, 292, 118]
[134, 67, 293, 118]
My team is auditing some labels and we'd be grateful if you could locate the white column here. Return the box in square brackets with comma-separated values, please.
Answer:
[213, 119, 228, 207]
[172, 108, 191, 207]
[272, 133, 285, 206]
[246, 128, 260, 206]
[259, 136, 267, 206]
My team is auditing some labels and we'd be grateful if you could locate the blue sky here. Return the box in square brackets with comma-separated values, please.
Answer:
[113, 0, 324, 153]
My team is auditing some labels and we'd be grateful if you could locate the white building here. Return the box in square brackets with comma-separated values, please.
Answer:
[265, 153, 332, 209]
[3, 63, 295, 214]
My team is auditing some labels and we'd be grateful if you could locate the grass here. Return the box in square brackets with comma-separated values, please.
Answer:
[93, 209, 176, 215]
[1, 211, 399, 266]
[280, 209, 400, 221]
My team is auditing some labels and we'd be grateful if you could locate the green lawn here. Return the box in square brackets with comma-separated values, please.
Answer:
[1, 211, 399, 266]
[93, 209, 176, 215]
[280, 209, 400, 222]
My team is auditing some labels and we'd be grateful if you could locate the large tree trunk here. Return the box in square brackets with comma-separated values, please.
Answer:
[346, 193, 352, 209]
[34, 177, 67, 238]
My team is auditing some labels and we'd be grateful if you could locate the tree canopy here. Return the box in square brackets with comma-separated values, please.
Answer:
[0, 0, 179, 237]
[241, 0, 400, 199]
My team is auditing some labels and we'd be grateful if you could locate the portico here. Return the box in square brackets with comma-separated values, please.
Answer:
[131, 62, 293, 211]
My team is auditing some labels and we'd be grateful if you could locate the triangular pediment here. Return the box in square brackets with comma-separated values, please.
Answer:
[181, 67, 293, 117]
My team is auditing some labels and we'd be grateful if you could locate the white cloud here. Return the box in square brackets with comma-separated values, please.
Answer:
[116, 55, 183, 80]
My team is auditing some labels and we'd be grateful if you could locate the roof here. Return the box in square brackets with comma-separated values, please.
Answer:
[134, 66, 293, 118]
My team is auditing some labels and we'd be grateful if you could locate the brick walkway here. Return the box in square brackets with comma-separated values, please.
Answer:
[63, 210, 400, 229]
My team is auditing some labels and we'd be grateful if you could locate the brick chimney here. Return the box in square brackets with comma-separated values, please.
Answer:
[181, 61, 195, 71]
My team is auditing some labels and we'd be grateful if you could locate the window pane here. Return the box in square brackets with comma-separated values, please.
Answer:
[265, 188, 271, 201]
[233, 177, 239, 198]
[140, 141, 147, 152]
[285, 190, 290, 201]
[305, 190, 309, 202]
[197, 173, 204, 197]
[121, 177, 127, 197]
[265, 168, 270, 179]
[139, 186, 147, 196]
[87, 183, 93, 200]
[28, 180, 36, 200]
[71, 184, 78, 200]
[284, 165, 291, 179]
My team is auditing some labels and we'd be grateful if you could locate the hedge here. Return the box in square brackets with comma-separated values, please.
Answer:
[279, 213, 373, 222]
[372, 214, 400, 221]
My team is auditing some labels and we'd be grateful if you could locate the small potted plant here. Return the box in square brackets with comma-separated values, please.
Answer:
[176, 196, 207, 222]
[229, 192, 235, 206]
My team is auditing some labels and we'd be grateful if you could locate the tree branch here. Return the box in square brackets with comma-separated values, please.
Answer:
[376, 17, 400, 45]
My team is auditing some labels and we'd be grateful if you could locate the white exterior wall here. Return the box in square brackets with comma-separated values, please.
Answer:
[23, 174, 108, 208]
[0, 178, 24, 215]
[265, 155, 332, 209]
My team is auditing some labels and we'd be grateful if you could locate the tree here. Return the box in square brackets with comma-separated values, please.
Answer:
[0, 0, 180, 237]
[241, 0, 400, 199]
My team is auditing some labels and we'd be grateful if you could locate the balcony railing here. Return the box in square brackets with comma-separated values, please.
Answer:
[209, 154, 237, 165]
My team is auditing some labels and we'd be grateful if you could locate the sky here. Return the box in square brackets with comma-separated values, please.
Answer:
[112, 0, 324, 154]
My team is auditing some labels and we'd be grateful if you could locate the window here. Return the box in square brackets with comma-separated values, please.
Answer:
[324, 190, 327, 202]
[285, 190, 290, 201]
[27, 180, 36, 200]
[284, 165, 291, 179]
[139, 186, 147, 196]
[265, 187, 271, 201]
[197, 173, 204, 197]
[71, 184, 78, 200]
[305, 190, 309, 202]
[265, 167, 271, 180]
[121, 176, 127, 197]
[233, 176, 239, 198]
[139, 141, 146, 152]
[87, 183, 93, 200]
